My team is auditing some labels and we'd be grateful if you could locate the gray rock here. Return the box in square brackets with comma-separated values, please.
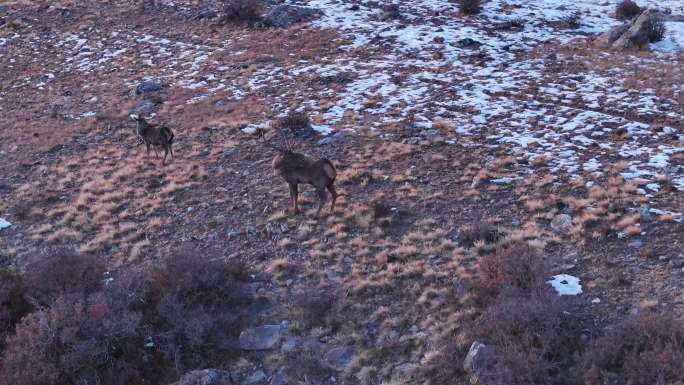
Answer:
[242, 370, 267, 385]
[0, 218, 12, 231]
[269, 369, 285, 385]
[317, 132, 345, 146]
[265, 5, 323, 28]
[550, 214, 573, 235]
[628, 239, 644, 248]
[612, 9, 659, 49]
[597, 9, 663, 50]
[239, 325, 281, 350]
[463, 342, 493, 383]
[174, 369, 234, 385]
[324, 346, 355, 370]
[136, 80, 162, 95]
[595, 23, 630, 47]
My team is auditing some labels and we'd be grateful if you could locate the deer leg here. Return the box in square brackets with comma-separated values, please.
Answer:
[169, 144, 174, 161]
[162, 148, 168, 165]
[153, 146, 159, 159]
[327, 183, 338, 213]
[146, 142, 151, 158]
[315, 186, 328, 217]
[289, 183, 299, 215]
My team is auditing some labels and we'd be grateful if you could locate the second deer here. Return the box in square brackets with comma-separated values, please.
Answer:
[130, 114, 175, 165]
[262, 134, 339, 217]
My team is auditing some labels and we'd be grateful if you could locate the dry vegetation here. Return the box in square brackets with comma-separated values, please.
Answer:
[1, 0, 683, 384]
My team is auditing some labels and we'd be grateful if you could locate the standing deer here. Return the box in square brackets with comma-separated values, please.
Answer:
[129, 114, 175, 165]
[262, 134, 338, 217]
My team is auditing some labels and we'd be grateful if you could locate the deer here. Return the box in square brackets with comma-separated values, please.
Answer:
[260, 132, 339, 217]
[129, 113, 174, 165]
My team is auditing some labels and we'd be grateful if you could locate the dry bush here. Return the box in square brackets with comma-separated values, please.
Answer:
[146, 247, 253, 379]
[457, 0, 482, 15]
[460, 221, 500, 247]
[290, 286, 336, 328]
[221, 0, 264, 24]
[1, 292, 144, 385]
[0, 270, 32, 348]
[615, 0, 642, 20]
[580, 313, 684, 385]
[476, 242, 549, 299]
[475, 289, 583, 385]
[274, 111, 310, 132]
[645, 16, 666, 43]
[23, 248, 106, 306]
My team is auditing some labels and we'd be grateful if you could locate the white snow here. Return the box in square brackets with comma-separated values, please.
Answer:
[0, 218, 12, 230]
[548, 274, 583, 296]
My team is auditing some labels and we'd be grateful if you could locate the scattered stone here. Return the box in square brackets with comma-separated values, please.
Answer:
[135, 80, 162, 95]
[269, 369, 285, 385]
[324, 346, 355, 371]
[457, 38, 483, 48]
[463, 342, 493, 383]
[264, 5, 323, 28]
[242, 370, 267, 385]
[550, 214, 573, 234]
[216, 186, 228, 192]
[197, 8, 218, 20]
[392, 362, 413, 375]
[628, 239, 644, 249]
[0, 218, 11, 230]
[173, 369, 234, 385]
[239, 325, 281, 350]
[317, 132, 345, 146]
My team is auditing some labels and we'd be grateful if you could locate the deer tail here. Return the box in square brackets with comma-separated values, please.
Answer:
[321, 159, 336, 181]
[161, 126, 174, 145]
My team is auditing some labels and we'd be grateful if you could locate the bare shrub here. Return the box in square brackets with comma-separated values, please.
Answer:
[460, 221, 500, 247]
[0, 270, 31, 347]
[580, 313, 684, 385]
[474, 290, 583, 385]
[1, 292, 144, 385]
[615, 0, 642, 20]
[291, 286, 335, 328]
[457, 0, 482, 15]
[476, 242, 549, 299]
[23, 247, 106, 306]
[221, 0, 264, 24]
[645, 16, 666, 43]
[146, 246, 253, 379]
[274, 111, 310, 131]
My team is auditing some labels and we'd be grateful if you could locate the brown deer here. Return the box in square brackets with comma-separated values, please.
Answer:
[261, 133, 338, 217]
[129, 114, 174, 165]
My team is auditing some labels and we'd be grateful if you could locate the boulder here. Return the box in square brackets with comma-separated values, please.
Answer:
[172, 369, 234, 385]
[595, 9, 663, 49]
[239, 325, 281, 350]
[265, 5, 322, 28]
[323, 346, 355, 370]
[462, 341, 493, 384]
[0, 218, 11, 230]
[135, 80, 162, 95]
[242, 370, 267, 385]
[550, 214, 573, 235]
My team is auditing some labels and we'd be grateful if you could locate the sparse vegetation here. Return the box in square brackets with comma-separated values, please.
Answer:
[457, 0, 483, 15]
[580, 313, 684, 385]
[645, 16, 666, 43]
[274, 111, 311, 132]
[221, 0, 264, 24]
[615, 0, 642, 20]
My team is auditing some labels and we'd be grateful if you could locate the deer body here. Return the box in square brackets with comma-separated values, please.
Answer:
[272, 149, 338, 217]
[130, 114, 174, 165]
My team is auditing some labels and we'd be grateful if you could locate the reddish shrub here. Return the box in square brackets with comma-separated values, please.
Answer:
[457, 0, 482, 15]
[474, 290, 583, 385]
[580, 313, 684, 385]
[645, 16, 666, 43]
[615, 0, 642, 20]
[145, 247, 253, 380]
[0, 270, 32, 347]
[1, 292, 144, 385]
[476, 242, 549, 298]
[221, 0, 264, 24]
[23, 247, 106, 306]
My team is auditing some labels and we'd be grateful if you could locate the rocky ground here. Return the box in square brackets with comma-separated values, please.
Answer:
[1, 0, 684, 384]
